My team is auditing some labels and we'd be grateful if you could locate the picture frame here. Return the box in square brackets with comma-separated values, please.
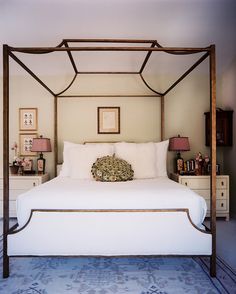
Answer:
[207, 163, 220, 175]
[97, 107, 120, 134]
[23, 159, 33, 171]
[19, 108, 38, 131]
[19, 133, 38, 156]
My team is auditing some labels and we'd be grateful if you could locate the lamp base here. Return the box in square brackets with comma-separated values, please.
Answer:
[37, 153, 46, 174]
[175, 152, 184, 174]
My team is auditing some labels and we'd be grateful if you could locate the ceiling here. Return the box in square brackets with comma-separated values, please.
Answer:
[0, 0, 236, 77]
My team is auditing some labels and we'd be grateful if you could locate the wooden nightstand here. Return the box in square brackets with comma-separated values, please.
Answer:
[170, 173, 230, 221]
[0, 173, 50, 217]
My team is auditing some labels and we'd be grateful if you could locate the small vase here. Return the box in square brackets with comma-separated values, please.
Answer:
[9, 165, 19, 175]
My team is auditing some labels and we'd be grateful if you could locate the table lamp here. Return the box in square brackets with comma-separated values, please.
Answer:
[31, 136, 52, 174]
[169, 135, 190, 174]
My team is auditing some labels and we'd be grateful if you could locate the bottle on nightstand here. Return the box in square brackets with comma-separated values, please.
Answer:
[37, 153, 46, 174]
[176, 153, 184, 174]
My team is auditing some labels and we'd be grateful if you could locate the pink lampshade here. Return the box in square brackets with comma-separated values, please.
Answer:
[169, 135, 190, 152]
[31, 137, 52, 152]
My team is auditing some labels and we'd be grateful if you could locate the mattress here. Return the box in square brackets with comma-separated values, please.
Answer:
[16, 176, 207, 229]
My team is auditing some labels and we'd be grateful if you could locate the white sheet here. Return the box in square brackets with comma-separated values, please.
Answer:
[16, 177, 207, 229]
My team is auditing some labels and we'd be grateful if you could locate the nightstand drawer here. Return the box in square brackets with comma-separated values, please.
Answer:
[0, 174, 49, 217]
[0, 177, 40, 190]
[217, 200, 227, 210]
[216, 178, 227, 189]
[193, 189, 227, 200]
[217, 189, 227, 199]
[10, 179, 40, 189]
[171, 173, 229, 220]
[180, 178, 209, 189]
[206, 200, 227, 211]
[193, 189, 210, 199]
[0, 178, 39, 189]
[0, 189, 29, 200]
[1, 190, 20, 200]
[181, 177, 228, 190]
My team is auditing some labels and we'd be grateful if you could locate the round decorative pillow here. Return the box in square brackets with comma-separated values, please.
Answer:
[91, 155, 134, 182]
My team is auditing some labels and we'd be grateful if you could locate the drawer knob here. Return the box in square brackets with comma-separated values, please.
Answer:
[33, 182, 36, 187]
[185, 182, 188, 186]
[221, 181, 224, 186]
[221, 192, 224, 197]
[221, 203, 224, 207]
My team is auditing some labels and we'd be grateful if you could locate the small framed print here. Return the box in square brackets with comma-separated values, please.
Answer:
[98, 107, 120, 134]
[23, 159, 33, 171]
[19, 108, 38, 131]
[19, 133, 38, 156]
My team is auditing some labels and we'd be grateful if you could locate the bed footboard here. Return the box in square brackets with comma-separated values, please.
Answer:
[8, 209, 212, 256]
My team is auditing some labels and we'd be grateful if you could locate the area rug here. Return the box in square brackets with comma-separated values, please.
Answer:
[0, 234, 236, 294]
[0, 255, 235, 294]
[195, 256, 236, 294]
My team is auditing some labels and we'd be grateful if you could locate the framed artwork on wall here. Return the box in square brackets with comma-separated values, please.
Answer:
[19, 133, 38, 156]
[97, 107, 120, 134]
[19, 108, 38, 131]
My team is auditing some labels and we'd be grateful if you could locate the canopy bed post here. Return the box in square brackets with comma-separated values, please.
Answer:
[54, 95, 58, 177]
[2, 40, 216, 279]
[161, 96, 165, 141]
[3, 44, 10, 278]
[209, 44, 216, 277]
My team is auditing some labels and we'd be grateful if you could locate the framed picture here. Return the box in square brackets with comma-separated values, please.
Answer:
[19, 108, 38, 131]
[19, 133, 38, 156]
[97, 107, 120, 134]
[23, 159, 33, 171]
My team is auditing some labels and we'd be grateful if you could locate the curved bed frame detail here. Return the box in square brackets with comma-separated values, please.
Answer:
[2, 39, 216, 278]
[9, 209, 211, 236]
[8, 209, 211, 257]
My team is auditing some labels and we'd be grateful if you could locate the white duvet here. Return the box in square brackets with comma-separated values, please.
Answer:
[16, 176, 207, 229]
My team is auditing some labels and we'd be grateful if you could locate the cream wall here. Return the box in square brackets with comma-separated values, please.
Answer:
[58, 96, 160, 161]
[0, 75, 54, 176]
[0, 70, 214, 178]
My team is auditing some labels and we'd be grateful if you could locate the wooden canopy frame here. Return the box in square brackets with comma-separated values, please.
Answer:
[2, 39, 216, 278]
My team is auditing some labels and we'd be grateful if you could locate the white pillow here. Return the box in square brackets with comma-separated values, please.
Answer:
[114, 142, 156, 179]
[155, 139, 169, 177]
[85, 142, 115, 154]
[59, 141, 81, 177]
[69, 144, 114, 179]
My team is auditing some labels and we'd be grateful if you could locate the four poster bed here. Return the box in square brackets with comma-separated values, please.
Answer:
[2, 39, 217, 278]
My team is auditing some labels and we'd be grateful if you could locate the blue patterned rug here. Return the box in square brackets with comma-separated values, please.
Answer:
[0, 235, 235, 293]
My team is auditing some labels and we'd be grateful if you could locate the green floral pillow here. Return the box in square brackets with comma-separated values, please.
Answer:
[91, 155, 134, 182]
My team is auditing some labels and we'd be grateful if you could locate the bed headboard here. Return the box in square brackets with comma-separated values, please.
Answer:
[56, 140, 169, 178]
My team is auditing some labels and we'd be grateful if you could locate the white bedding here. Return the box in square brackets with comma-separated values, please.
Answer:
[16, 176, 207, 229]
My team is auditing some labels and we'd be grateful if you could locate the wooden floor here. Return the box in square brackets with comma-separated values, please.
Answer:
[203, 216, 236, 270]
[211, 217, 236, 270]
